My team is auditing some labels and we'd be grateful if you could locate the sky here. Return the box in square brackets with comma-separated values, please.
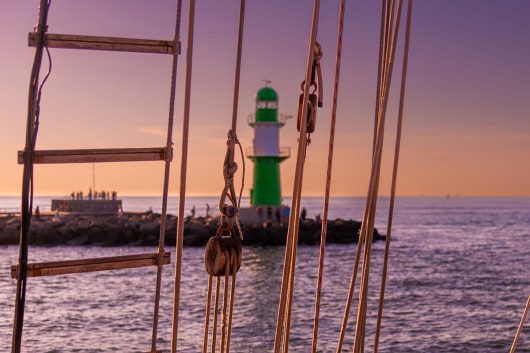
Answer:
[0, 0, 529, 197]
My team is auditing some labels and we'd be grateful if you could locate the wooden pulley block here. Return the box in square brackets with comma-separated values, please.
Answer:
[297, 93, 318, 134]
[204, 236, 242, 277]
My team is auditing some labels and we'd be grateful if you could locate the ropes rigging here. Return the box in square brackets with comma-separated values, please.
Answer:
[201, 2, 246, 353]
[373, 2, 413, 351]
[273, 1, 323, 352]
[11, 1, 417, 352]
[12, 1, 52, 351]
[310, 0, 345, 352]
[171, 0, 194, 351]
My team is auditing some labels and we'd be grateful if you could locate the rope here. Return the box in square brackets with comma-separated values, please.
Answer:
[510, 294, 530, 353]
[171, 0, 196, 351]
[273, 1, 321, 352]
[212, 277, 221, 353]
[335, 1, 395, 350]
[151, 0, 184, 350]
[231, 0, 245, 134]
[373, 2, 412, 352]
[12, 1, 51, 352]
[353, 2, 403, 352]
[220, 251, 230, 353]
[203, 275, 213, 353]
[225, 248, 238, 353]
[310, 1, 346, 352]
[372, 0, 387, 156]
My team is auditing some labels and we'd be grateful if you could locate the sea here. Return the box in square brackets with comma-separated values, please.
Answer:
[0, 196, 529, 352]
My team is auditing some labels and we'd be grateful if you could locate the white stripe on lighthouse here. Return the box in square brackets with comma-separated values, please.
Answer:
[253, 124, 280, 156]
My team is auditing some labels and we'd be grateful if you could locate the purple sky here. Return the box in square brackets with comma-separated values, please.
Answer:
[1, 1, 529, 196]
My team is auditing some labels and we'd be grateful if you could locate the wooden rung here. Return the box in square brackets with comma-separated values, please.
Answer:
[28, 33, 179, 55]
[11, 252, 170, 278]
[18, 147, 172, 164]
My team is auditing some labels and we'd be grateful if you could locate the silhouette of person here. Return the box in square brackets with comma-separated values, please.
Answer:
[191, 205, 196, 218]
[266, 206, 273, 221]
[206, 203, 210, 218]
[301, 207, 307, 221]
[275, 207, 281, 223]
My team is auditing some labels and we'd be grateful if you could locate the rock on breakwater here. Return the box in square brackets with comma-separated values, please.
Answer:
[0, 212, 384, 246]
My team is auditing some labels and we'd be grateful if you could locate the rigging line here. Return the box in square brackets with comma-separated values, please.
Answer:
[203, 275, 213, 353]
[231, 0, 246, 135]
[225, 248, 239, 353]
[212, 277, 221, 353]
[171, 0, 196, 352]
[282, 141, 309, 353]
[12, 0, 50, 352]
[220, 251, 230, 353]
[353, 2, 403, 352]
[355, 0, 398, 345]
[510, 294, 530, 353]
[336, 0, 389, 353]
[354, 0, 401, 349]
[152, 0, 184, 350]
[373, 2, 413, 352]
[372, 0, 387, 156]
[273, 2, 321, 352]
[310, 1, 346, 353]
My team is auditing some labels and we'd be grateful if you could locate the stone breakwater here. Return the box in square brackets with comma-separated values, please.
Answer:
[0, 213, 385, 246]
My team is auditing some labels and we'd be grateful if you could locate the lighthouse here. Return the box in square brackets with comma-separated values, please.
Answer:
[246, 85, 290, 206]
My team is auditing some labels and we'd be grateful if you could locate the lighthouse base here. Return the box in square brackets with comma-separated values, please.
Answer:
[238, 206, 289, 226]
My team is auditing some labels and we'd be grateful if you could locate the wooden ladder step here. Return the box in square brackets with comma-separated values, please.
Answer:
[18, 147, 172, 164]
[29, 33, 179, 55]
[11, 252, 170, 278]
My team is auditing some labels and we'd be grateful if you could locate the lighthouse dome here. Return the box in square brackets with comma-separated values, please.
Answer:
[256, 87, 278, 102]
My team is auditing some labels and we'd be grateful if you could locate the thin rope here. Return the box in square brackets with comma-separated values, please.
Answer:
[225, 248, 238, 353]
[171, 0, 196, 352]
[151, 0, 184, 350]
[353, 2, 403, 352]
[373, 2, 412, 352]
[372, 0, 387, 156]
[220, 251, 230, 353]
[212, 277, 221, 353]
[310, 1, 346, 352]
[510, 294, 530, 353]
[273, 1, 321, 352]
[231, 0, 246, 135]
[335, 2, 391, 351]
[12, 1, 50, 352]
[203, 275, 213, 353]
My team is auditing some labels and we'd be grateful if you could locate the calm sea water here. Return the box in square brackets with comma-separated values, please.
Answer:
[1, 197, 529, 352]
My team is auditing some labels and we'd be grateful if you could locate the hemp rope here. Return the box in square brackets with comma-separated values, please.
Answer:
[310, 1, 346, 352]
[12, 1, 51, 352]
[335, 1, 396, 351]
[203, 2, 246, 353]
[353, 1, 403, 352]
[273, 1, 321, 352]
[171, 0, 196, 351]
[152, 0, 184, 350]
[212, 277, 221, 353]
[203, 275, 213, 353]
[510, 294, 530, 353]
[373, 2, 413, 352]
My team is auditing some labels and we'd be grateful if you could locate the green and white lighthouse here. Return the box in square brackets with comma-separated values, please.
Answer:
[246, 85, 290, 206]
